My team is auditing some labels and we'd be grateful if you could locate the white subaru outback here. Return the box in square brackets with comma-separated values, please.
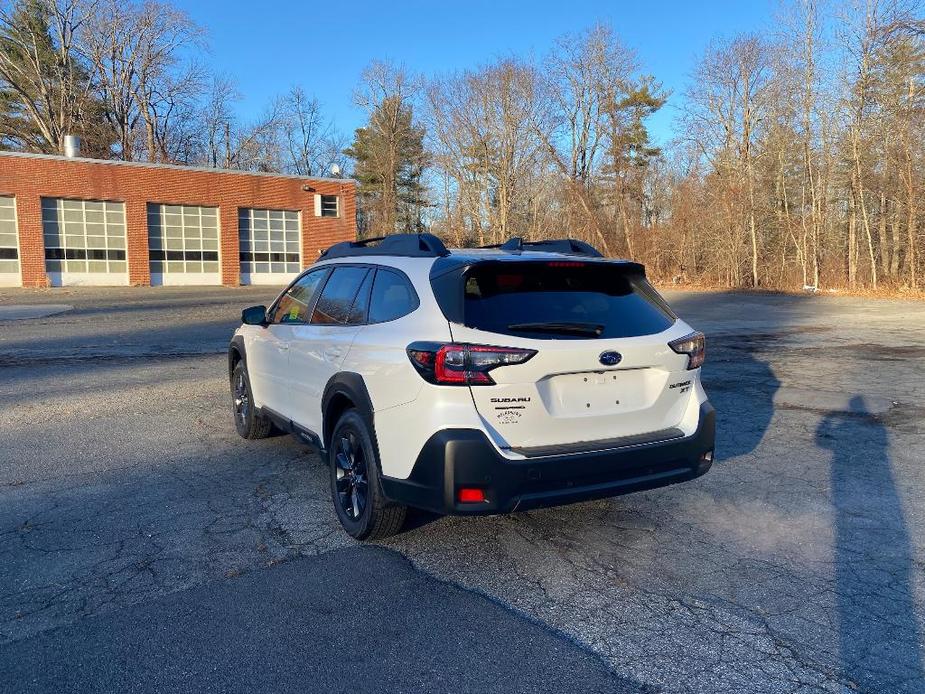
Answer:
[229, 233, 715, 540]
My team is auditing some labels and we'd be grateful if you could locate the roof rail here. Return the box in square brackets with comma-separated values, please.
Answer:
[490, 237, 604, 258]
[320, 233, 450, 260]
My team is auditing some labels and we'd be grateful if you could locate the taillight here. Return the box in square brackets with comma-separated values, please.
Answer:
[406, 342, 536, 386]
[669, 331, 705, 369]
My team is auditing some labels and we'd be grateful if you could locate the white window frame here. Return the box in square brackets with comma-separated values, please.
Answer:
[238, 207, 302, 285]
[41, 197, 128, 287]
[0, 195, 21, 287]
[315, 194, 340, 218]
[147, 203, 221, 286]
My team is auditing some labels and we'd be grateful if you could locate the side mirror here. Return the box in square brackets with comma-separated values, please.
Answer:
[242, 305, 268, 326]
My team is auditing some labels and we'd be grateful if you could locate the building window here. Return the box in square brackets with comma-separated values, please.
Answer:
[239, 208, 301, 276]
[318, 194, 339, 218]
[147, 204, 220, 275]
[0, 196, 18, 276]
[42, 198, 127, 275]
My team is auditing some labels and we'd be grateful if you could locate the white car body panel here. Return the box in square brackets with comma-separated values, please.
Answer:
[338, 257, 453, 413]
[242, 323, 290, 413]
[288, 322, 363, 433]
[449, 320, 704, 450]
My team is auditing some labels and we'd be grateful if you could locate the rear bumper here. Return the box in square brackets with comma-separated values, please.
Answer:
[380, 401, 715, 515]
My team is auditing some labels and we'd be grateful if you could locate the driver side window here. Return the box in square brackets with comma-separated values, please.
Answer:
[271, 269, 329, 324]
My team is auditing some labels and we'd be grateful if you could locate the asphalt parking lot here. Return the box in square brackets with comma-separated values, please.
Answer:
[1, 285, 923, 693]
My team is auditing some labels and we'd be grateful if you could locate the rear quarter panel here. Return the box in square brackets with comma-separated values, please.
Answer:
[339, 258, 463, 478]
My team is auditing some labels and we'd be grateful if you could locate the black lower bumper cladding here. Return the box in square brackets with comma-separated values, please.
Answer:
[380, 402, 716, 515]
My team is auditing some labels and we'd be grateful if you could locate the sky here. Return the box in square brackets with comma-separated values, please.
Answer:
[173, 0, 778, 150]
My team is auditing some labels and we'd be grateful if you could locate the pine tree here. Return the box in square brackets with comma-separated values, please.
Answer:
[345, 96, 427, 236]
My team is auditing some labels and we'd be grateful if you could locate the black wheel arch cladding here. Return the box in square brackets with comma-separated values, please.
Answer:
[322, 372, 376, 451]
[228, 335, 247, 379]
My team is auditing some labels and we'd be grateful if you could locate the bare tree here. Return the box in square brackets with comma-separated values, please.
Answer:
[427, 58, 545, 245]
[82, 0, 140, 159]
[840, 0, 884, 287]
[201, 73, 237, 168]
[124, 0, 203, 162]
[536, 25, 623, 255]
[682, 34, 774, 287]
[231, 100, 283, 172]
[198, 75, 282, 171]
[279, 86, 345, 176]
[793, 0, 825, 288]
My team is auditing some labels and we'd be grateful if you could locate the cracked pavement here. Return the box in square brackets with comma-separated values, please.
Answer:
[0, 286, 923, 693]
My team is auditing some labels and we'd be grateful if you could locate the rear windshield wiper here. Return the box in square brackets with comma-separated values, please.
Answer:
[506, 321, 604, 337]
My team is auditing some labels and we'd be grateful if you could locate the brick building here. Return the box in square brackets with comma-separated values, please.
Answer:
[0, 151, 356, 288]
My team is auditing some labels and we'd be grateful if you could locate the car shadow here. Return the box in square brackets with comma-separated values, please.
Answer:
[666, 291, 785, 462]
[701, 334, 781, 461]
[817, 396, 923, 690]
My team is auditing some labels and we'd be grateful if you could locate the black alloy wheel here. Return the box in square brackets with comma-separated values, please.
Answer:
[230, 361, 272, 439]
[328, 409, 406, 540]
[334, 431, 369, 520]
[233, 367, 249, 430]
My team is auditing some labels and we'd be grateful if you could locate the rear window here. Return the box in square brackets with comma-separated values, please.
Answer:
[462, 262, 676, 339]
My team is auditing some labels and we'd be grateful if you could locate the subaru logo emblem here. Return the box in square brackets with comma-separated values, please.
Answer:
[599, 351, 622, 366]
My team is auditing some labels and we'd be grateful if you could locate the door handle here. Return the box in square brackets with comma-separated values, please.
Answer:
[323, 347, 344, 361]
[279, 343, 289, 351]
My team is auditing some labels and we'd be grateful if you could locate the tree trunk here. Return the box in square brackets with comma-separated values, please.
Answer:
[907, 201, 918, 290]
[747, 169, 759, 288]
[617, 191, 635, 259]
[848, 193, 857, 289]
[851, 133, 878, 288]
[877, 190, 889, 277]
[889, 210, 901, 278]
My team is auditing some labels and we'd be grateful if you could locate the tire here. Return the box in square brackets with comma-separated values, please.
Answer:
[231, 361, 273, 440]
[329, 409, 406, 541]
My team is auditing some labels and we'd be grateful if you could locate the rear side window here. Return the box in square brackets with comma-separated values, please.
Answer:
[347, 269, 375, 324]
[463, 262, 676, 339]
[311, 266, 369, 325]
[368, 269, 419, 323]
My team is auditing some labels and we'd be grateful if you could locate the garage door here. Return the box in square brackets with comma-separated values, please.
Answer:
[239, 208, 301, 285]
[0, 196, 19, 287]
[148, 204, 220, 286]
[42, 198, 128, 286]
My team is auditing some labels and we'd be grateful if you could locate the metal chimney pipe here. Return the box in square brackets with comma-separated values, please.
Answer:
[63, 135, 81, 158]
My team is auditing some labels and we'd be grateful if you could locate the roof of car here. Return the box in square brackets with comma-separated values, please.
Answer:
[445, 247, 627, 261]
[430, 250, 645, 277]
[313, 234, 646, 278]
[318, 233, 638, 263]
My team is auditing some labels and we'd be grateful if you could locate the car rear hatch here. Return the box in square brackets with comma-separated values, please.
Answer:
[434, 257, 697, 453]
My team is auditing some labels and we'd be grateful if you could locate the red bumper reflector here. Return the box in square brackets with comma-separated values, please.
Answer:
[458, 488, 486, 503]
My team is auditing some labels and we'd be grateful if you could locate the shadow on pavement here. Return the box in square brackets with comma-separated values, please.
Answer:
[665, 291, 787, 462]
[0, 546, 646, 694]
[817, 396, 923, 691]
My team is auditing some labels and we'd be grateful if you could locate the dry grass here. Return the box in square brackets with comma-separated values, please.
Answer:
[656, 281, 925, 301]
